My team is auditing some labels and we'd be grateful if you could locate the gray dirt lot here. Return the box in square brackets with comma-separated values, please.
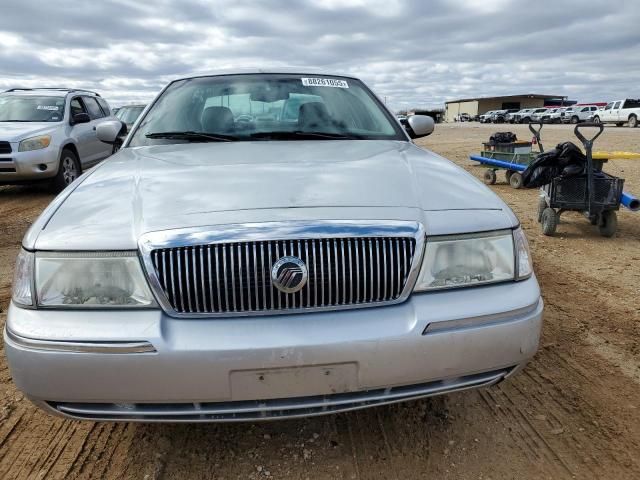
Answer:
[0, 122, 639, 479]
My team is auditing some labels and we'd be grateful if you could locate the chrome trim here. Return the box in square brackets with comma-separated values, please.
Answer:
[48, 368, 510, 422]
[138, 221, 425, 318]
[423, 300, 541, 335]
[4, 327, 156, 354]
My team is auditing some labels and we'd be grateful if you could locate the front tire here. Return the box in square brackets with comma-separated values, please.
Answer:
[483, 169, 497, 185]
[541, 208, 558, 236]
[598, 210, 617, 237]
[629, 115, 638, 128]
[593, 116, 600, 124]
[537, 196, 547, 223]
[51, 149, 80, 192]
[571, 116, 579, 124]
[509, 172, 524, 189]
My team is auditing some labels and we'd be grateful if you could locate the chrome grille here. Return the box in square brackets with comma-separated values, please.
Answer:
[150, 235, 417, 315]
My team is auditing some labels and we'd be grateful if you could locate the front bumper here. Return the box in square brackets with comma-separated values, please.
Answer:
[0, 145, 59, 183]
[5, 276, 543, 422]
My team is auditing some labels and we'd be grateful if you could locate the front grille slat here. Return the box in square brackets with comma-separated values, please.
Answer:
[0, 141, 11, 154]
[151, 235, 416, 316]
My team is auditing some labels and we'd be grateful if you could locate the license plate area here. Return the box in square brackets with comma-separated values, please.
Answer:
[230, 363, 358, 401]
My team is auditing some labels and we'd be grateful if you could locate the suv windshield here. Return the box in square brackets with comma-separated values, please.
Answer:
[0, 94, 65, 122]
[129, 74, 404, 145]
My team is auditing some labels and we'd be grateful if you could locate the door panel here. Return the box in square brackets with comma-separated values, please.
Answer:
[69, 97, 94, 164]
[82, 96, 112, 162]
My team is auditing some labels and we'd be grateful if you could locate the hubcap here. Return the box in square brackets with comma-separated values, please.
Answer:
[62, 157, 78, 184]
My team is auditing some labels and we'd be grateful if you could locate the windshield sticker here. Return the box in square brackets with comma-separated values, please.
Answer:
[37, 105, 59, 111]
[301, 78, 349, 88]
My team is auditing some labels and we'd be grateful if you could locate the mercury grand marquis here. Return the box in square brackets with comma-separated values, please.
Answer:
[5, 73, 543, 421]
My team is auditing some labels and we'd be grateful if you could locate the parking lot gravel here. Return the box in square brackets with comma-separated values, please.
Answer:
[0, 122, 638, 479]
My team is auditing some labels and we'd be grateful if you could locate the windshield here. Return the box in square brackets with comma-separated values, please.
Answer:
[0, 94, 65, 122]
[116, 106, 145, 124]
[128, 74, 404, 145]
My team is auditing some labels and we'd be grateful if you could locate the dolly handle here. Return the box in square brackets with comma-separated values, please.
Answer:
[574, 123, 604, 146]
[528, 121, 543, 138]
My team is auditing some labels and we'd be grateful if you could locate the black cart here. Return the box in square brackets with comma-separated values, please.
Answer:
[538, 123, 624, 237]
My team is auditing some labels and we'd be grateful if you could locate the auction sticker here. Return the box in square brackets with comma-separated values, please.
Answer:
[37, 105, 59, 110]
[301, 77, 349, 88]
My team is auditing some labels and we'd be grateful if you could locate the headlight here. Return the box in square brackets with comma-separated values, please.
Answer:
[414, 229, 532, 292]
[18, 134, 51, 152]
[513, 227, 533, 279]
[31, 251, 155, 308]
[12, 249, 35, 306]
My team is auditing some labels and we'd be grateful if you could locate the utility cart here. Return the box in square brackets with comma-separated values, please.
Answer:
[538, 123, 625, 237]
[482, 123, 544, 189]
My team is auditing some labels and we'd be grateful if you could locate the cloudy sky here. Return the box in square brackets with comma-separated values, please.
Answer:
[0, 0, 638, 110]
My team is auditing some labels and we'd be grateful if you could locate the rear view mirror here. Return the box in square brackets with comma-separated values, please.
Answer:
[71, 113, 91, 125]
[406, 115, 435, 138]
[249, 88, 290, 103]
[96, 120, 127, 144]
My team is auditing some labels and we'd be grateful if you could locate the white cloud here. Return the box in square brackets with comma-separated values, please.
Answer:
[0, 0, 638, 109]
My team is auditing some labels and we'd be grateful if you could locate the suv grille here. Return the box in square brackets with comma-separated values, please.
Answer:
[0, 142, 11, 154]
[150, 236, 416, 315]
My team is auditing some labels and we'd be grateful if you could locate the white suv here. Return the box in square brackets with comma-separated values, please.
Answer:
[562, 105, 598, 124]
[0, 88, 118, 191]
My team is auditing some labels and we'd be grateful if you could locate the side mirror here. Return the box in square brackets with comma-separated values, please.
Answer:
[71, 113, 91, 125]
[96, 120, 127, 144]
[406, 115, 435, 139]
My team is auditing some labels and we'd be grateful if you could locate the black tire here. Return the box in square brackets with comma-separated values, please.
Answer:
[505, 169, 515, 182]
[541, 208, 558, 236]
[509, 172, 523, 189]
[570, 116, 579, 124]
[537, 196, 547, 223]
[629, 115, 638, 128]
[51, 148, 80, 192]
[483, 169, 497, 185]
[593, 116, 600, 124]
[522, 117, 531, 124]
[616, 122, 624, 127]
[598, 210, 617, 237]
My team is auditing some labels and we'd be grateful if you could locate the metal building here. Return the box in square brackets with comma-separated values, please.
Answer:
[444, 94, 569, 122]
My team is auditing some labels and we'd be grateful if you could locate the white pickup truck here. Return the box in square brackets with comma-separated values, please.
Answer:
[592, 99, 640, 128]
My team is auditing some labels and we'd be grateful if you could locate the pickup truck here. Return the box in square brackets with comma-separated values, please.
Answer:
[545, 107, 567, 123]
[479, 110, 497, 123]
[522, 108, 548, 124]
[592, 99, 640, 128]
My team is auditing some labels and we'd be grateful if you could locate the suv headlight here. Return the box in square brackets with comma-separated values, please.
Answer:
[18, 134, 51, 152]
[11, 250, 156, 308]
[414, 228, 532, 292]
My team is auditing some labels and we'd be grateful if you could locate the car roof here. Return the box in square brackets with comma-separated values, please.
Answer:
[2, 88, 100, 97]
[171, 70, 360, 82]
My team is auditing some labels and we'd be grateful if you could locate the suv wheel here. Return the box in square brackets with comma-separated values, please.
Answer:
[629, 115, 638, 128]
[51, 149, 80, 192]
[593, 116, 600, 124]
[571, 116, 579, 124]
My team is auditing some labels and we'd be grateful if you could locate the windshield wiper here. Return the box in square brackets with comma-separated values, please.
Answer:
[145, 131, 236, 142]
[250, 131, 364, 140]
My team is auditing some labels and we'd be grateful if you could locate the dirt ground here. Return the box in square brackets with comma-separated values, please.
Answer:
[0, 123, 639, 479]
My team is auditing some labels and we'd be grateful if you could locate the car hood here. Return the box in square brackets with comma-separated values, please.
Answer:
[0, 122, 57, 141]
[29, 140, 517, 250]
